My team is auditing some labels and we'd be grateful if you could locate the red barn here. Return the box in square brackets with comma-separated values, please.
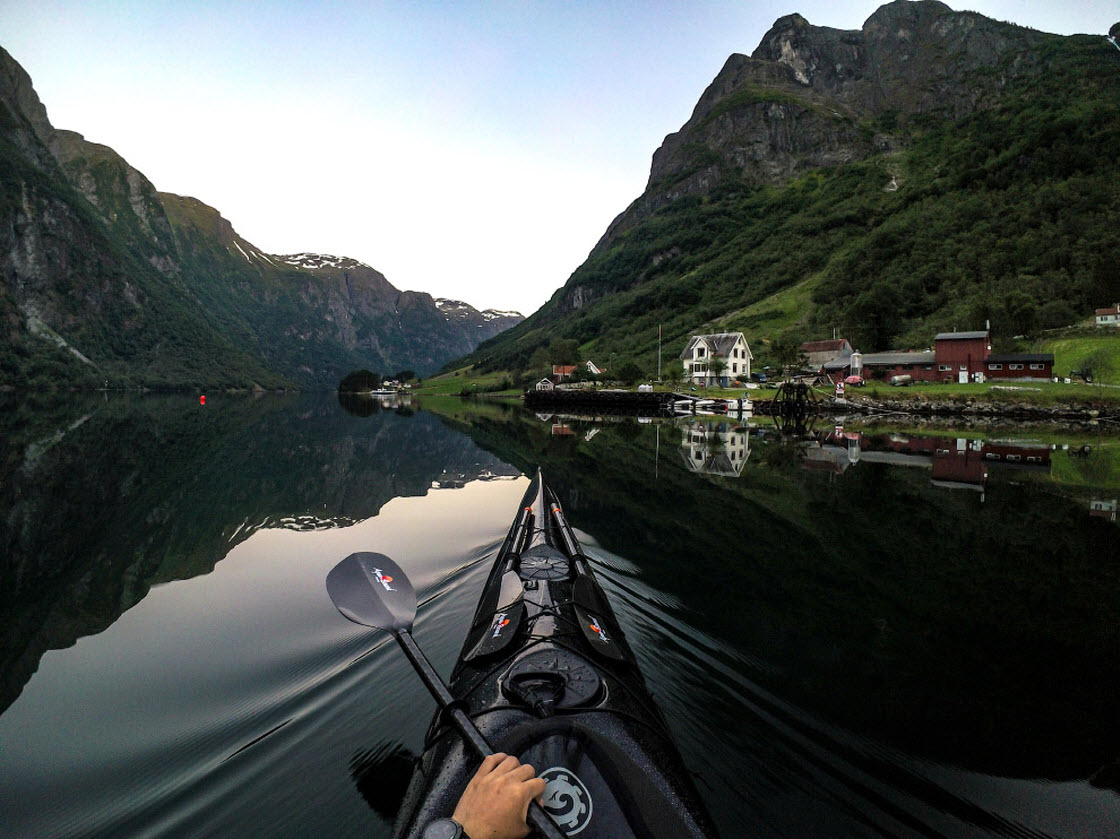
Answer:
[934, 331, 991, 383]
[984, 353, 1054, 380]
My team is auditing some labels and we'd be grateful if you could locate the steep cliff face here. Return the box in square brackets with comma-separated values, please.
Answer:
[51, 129, 180, 272]
[0, 45, 521, 388]
[0, 46, 284, 388]
[599, 0, 1049, 247]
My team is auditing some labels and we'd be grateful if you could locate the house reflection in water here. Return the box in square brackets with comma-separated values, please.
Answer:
[679, 420, 751, 476]
[809, 430, 1053, 499]
[1090, 499, 1118, 521]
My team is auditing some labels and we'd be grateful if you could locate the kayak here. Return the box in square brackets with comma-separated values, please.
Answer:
[393, 470, 717, 838]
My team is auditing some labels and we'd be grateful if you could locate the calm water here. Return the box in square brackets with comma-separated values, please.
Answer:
[1, 393, 1118, 838]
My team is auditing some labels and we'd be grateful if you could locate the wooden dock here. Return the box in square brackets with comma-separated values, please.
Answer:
[524, 388, 675, 413]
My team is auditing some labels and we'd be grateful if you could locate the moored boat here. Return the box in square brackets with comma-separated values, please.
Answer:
[393, 470, 717, 838]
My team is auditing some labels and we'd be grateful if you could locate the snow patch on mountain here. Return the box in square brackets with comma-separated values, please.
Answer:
[273, 253, 373, 271]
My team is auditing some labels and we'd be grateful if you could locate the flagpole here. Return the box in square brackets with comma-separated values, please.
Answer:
[657, 324, 662, 382]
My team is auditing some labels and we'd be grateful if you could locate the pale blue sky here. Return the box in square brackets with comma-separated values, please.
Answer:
[3, 1, 1116, 313]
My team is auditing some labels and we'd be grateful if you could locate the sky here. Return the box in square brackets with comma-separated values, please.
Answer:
[2, 1, 1117, 315]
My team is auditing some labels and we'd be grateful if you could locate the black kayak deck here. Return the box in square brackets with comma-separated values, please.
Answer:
[392, 471, 717, 838]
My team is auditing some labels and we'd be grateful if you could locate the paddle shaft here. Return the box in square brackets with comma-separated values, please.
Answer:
[393, 630, 567, 839]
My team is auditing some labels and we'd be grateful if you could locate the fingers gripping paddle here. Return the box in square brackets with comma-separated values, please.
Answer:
[326, 552, 566, 839]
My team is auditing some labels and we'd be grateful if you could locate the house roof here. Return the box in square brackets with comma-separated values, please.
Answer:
[800, 339, 850, 353]
[986, 353, 1054, 363]
[860, 351, 937, 366]
[1095, 305, 1120, 316]
[679, 332, 751, 359]
[935, 331, 989, 341]
[552, 364, 577, 375]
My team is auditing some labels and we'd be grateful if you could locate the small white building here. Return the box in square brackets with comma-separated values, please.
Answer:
[679, 332, 752, 387]
[535, 378, 555, 391]
[1095, 304, 1120, 327]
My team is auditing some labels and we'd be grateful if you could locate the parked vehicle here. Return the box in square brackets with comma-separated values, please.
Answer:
[750, 372, 768, 383]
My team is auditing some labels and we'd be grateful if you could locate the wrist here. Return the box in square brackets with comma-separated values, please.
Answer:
[422, 817, 472, 839]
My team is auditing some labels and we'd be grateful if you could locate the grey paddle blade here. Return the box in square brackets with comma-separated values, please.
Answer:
[327, 552, 417, 633]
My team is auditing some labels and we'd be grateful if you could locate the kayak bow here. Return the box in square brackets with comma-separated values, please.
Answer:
[393, 470, 717, 838]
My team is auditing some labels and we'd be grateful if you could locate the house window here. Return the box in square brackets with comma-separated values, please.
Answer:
[731, 363, 737, 373]
[988, 364, 1003, 370]
[697, 347, 706, 357]
[1030, 363, 1044, 370]
[939, 365, 951, 371]
[1009, 363, 1023, 370]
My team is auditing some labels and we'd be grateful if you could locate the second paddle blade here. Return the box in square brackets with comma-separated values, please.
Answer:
[327, 552, 417, 632]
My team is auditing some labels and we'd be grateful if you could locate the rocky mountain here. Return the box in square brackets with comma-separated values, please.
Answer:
[0, 46, 522, 389]
[157, 192, 524, 384]
[435, 298, 524, 335]
[462, 0, 1118, 374]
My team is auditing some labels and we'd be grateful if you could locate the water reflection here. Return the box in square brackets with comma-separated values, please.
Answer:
[805, 429, 1056, 497]
[1, 395, 1118, 838]
[678, 420, 751, 476]
[454, 405, 1120, 780]
[0, 393, 515, 715]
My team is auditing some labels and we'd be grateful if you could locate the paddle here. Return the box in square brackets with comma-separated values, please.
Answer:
[326, 551, 567, 839]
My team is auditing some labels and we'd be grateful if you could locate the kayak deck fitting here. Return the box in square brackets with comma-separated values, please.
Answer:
[394, 470, 716, 838]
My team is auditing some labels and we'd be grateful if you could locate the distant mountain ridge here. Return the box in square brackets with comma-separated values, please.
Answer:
[462, 0, 1118, 375]
[0, 46, 522, 388]
[435, 298, 524, 330]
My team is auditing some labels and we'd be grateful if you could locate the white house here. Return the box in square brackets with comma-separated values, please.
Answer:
[535, 378, 555, 391]
[1096, 304, 1120, 327]
[679, 332, 752, 387]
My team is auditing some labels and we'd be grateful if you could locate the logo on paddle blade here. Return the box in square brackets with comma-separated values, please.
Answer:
[588, 615, 610, 643]
[540, 766, 593, 835]
[491, 612, 511, 638]
[372, 568, 395, 592]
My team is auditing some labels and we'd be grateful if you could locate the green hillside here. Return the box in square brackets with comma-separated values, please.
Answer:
[1041, 332, 1120, 383]
[459, 24, 1120, 380]
[0, 124, 289, 390]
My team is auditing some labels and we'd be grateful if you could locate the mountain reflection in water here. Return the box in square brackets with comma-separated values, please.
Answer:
[0, 393, 1117, 838]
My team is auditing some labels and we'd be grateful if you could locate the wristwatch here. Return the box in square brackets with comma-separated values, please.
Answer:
[422, 817, 470, 839]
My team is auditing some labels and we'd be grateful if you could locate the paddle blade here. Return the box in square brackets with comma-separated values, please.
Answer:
[327, 552, 417, 632]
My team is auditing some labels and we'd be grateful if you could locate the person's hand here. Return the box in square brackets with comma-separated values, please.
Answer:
[452, 752, 546, 839]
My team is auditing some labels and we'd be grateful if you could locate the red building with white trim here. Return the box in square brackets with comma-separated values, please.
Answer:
[934, 331, 991, 383]
[824, 329, 1053, 383]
